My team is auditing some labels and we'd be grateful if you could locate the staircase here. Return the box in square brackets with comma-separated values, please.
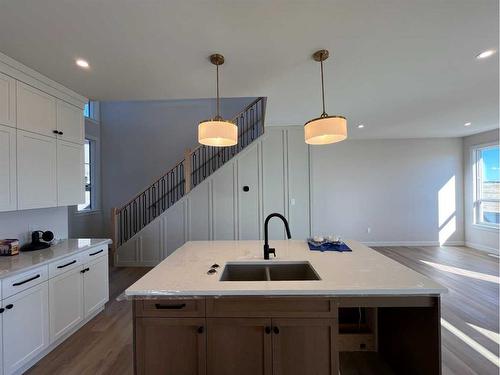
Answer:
[111, 97, 266, 256]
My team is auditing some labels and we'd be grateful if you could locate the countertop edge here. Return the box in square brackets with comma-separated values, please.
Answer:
[124, 288, 447, 298]
[0, 238, 112, 280]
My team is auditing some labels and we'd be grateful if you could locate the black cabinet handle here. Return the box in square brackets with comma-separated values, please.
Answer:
[154, 303, 186, 310]
[0, 308, 4, 313]
[80, 267, 90, 274]
[89, 249, 104, 256]
[57, 260, 77, 269]
[13, 274, 40, 286]
[197, 326, 204, 334]
[273, 326, 280, 334]
[53, 130, 59, 134]
[265, 326, 271, 334]
[5, 304, 13, 310]
[58, 131, 63, 135]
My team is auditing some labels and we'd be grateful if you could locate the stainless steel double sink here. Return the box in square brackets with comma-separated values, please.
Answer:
[220, 261, 321, 281]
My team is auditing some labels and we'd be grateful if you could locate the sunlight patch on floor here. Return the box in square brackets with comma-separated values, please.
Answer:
[467, 323, 500, 345]
[420, 260, 500, 284]
[442, 319, 500, 367]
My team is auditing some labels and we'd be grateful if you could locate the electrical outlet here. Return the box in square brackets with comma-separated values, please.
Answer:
[367, 227, 371, 234]
[290, 198, 296, 206]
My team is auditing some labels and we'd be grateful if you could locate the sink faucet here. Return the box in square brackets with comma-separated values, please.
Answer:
[264, 213, 292, 260]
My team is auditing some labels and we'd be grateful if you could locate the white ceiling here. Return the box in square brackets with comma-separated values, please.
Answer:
[0, 0, 498, 138]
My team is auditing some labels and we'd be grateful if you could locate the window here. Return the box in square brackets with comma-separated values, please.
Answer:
[474, 144, 500, 228]
[83, 101, 100, 122]
[78, 139, 94, 211]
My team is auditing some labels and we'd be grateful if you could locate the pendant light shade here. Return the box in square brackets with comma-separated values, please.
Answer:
[198, 118, 238, 147]
[198, 54, 238, 147]
[304, 115, 347, 145]
[304, 49, 347, 145]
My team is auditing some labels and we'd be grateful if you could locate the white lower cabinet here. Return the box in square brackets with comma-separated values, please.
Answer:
[48, 266, 84, 342]
[83, 256, 109, 318]
[0, 246, 109, 374]
[3, 282, 49, 375]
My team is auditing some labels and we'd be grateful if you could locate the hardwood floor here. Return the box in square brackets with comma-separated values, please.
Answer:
[373, 245, 499, 375]
[26, 266, 151, 375]
[26, 246, 498, 375]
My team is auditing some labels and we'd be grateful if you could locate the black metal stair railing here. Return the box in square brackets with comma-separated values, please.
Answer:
[113, 97, 266, 247]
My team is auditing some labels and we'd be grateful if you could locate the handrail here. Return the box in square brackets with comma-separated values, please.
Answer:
[116, 96, 264, 213]
[113, 96, 266, 247]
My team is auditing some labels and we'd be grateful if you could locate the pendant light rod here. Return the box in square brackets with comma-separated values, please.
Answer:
[210, 53, 224, 120]
[313, 49, 330, 117]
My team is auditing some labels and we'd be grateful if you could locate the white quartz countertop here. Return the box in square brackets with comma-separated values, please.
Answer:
[0, 238, 111, 279]
[126, 240, 446, 297]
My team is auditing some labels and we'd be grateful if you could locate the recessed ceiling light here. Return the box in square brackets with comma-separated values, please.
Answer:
[75, 59, 90, 69]
[464, 122, 472, 127]
[357, 124, 365, 129]
[476, 49, 496, 59]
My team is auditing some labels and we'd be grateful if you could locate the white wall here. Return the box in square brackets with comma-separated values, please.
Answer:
[115, 128, 468, 266]
[0, 207, 68, 245]
[310, 137, 465, 246]
[463, 129, 499, 253]
[100, 97, 256, 235]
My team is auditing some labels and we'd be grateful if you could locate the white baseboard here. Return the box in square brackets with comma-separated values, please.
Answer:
[362, 240, 465, 247]
[362, 241, 439, 247]
[465, 241, 500, 255]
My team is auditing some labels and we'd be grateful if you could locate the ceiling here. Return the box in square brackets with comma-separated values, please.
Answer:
[0, 0, 498, 138]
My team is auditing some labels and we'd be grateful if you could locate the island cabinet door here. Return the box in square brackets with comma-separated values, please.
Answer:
[135, 317, 206, 375]
[271, 318, 339, 375]
[207, 318, 272, 375]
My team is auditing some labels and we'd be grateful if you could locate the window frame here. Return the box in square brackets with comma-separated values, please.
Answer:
[472, 142, 500, 230]
[77, 136, 100, 214]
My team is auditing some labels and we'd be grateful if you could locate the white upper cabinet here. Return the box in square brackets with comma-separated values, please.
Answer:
[56, 100, 84, 144]
[17, 130, 57, 210]
[0, 125, 17, 211]
[57, 140, 84, 206]
[0, 72, 16, 127]
[16, 81, 57, 137]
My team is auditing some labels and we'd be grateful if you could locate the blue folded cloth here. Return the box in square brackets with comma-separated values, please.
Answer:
[307, 240, 352, 252]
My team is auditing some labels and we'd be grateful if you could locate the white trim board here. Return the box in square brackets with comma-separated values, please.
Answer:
[465, 241, 500, 255]
[363, 241, 465, 247]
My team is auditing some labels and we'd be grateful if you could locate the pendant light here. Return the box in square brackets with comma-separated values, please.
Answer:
[198, 54, 238, 147]
[304, 49, 347, 145]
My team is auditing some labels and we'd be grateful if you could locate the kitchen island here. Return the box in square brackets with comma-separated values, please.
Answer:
[126, 240, 446, 375]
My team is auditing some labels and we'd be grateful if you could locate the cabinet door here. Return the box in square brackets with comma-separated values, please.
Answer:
[135, 317, 206, 375]
[57, 139, 84, 206]
[3, 283, 49, 375]
[17, 130, 57, 209]
[48, 266, 84, 343]
[0, 72, 15, 127]
[212, 165, 236, 240]
[271, 318, 338, 375]
[237, 145, 261, 240]
[188, 182, 210, 240]
[207, 318, 272, 375]
[0, 125, 16, 211]
[56, 100, 84, 144]
[83, 256, 109, 317]
[16, 81, 56, 137]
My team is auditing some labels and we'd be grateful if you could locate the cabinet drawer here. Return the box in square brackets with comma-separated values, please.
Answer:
[80, 245, 108, 263]
[2, 265, 48, 298]
[49, 254, 83, 278]
[135, 298, 206, 317]
[206, 297, 338, 318]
